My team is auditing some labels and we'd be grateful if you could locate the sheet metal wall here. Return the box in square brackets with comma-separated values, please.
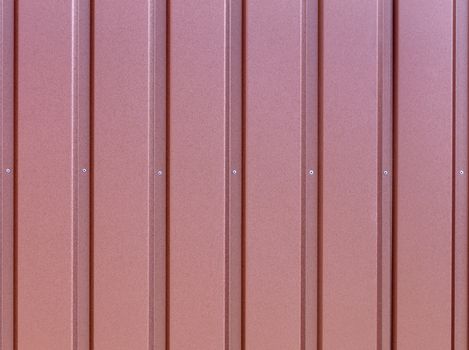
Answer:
[0, 0, 466, 349]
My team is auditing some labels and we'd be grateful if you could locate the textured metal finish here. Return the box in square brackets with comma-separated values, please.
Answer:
[0, 1, 14, 349]
[453, 1, 468, 349]
[92, 0, 166, 348]
[244, 1, 303, 349]
[394, 0, 454, 349]
[16, 0, 89, 349]
[320, 0, 392, 349]
[168, 0, 241, 349]
[0, 1, 467, 349]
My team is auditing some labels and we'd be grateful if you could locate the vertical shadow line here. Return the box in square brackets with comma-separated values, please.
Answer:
[148, 0, 155, 349]
[451, 0, 456, 348]
[391, 0, 398, 348]
[317, 0, 324, 348]
[89, 0, 95, 348]
[377, 0, 384, 348]
[71, 0, 79, 348]
[165, 0, 171, 349]
[300, 0, 307, 349]
[13, 0, 18, 347]
[224, 0, 231, 348]
[240, 0, 246, 348]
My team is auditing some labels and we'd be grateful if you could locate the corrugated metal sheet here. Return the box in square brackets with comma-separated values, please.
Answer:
[0, 0, 465, 349]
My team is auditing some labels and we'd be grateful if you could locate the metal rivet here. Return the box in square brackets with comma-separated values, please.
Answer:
[460, 170, 464, 175]
[156, 170, 163, 176]
[5, 168, 12, 174]
[308, 170, 314, 175]
[81, 168, 87, 173]
[383, 170, 389, 176]
[232, 169, 237, 175]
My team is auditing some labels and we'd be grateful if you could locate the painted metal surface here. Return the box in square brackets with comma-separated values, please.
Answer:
[0, 1, 466, 350]
[394, 1, 454, 349]
[16, 0, 89, 349]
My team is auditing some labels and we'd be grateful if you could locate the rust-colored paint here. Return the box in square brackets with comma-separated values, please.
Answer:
[16, 0, 89, 349]
[394, 0, 454, 349]
[0, 1, 467, 350]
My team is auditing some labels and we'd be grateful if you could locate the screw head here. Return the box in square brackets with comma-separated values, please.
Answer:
[81, 168, 87, 173]
[232, 169, 237, 175]
[460, 170, 464, 175]
[383, 170, 389, 176]
[156, 170, 163, 176]
[5, 168, 12, 174]
[308, 170, 314, 175]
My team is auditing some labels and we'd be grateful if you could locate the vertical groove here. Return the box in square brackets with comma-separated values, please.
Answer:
[88, 0, 95, 348]
[377, 0, 384, 348]
[302, 0, 319, 347]
[148, 0, 155, 349]
[317, 0, 324, 348]
[0, 0, 15, 349]
[377, 4, 395, 346]
[451, 0, 456, 348]
[241, 0, 246, 348]
[453, 0, 469, 348]
[0, 0, 14, 348]
[391, 0, 398, 348]
[225, 1, 242, 348]
[224, 0, 231, 347]
[13, 0, 18, 347]
[151, 0, 168, 348]
[0, 3, 3, 346]
[71, 0, 79, 348]
[165, 0, 171, 348]
[300, 0, 307, 349]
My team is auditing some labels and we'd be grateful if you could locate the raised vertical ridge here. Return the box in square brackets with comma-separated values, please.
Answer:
[12, 0, 17, 347]
[302, 0, 319, 349]
[453, 0, 468, 348]
[148, 0, 155, 348]
[149, 0, 167, 348]
[89, 0, 95, 348]
[71, 0, 91, 349]
[0, 0, 14, 349]
[451, 0, 455, 343]
[377, 0, 384, 347]
[317, 0, 324, 347]
[378, 0, 393, 349]
[164, 0, 170, 348]
[391, 0, 398, 348]
[71, 0, 79, 347]
[225, 0, 242, 349]
[224, 2, 231, 348]
[240, 0, 247, 348]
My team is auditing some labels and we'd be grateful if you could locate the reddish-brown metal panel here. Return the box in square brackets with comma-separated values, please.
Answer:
[75, 2, 91, 349]
[394, 0, 453, 349]
[168, 0, 242, 348]
[379, 1, 394, 349]
[0, 1, 14, 349]
[320, 1, 381, 349]
[2, 1, 469, 349]
[244, 1, 303, 349]
[304, 0, 319, 348]
[454, 0, 468, 348]
[226, 1, 243, 349]
[93, 0, 166, 349]
[151, 0, 168, 349]
[16, 0, 89, 349]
